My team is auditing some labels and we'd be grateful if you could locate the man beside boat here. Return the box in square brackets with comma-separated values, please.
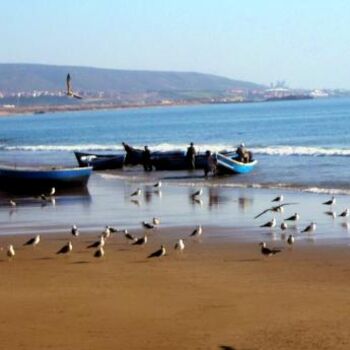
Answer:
[186, 142, 196, 170]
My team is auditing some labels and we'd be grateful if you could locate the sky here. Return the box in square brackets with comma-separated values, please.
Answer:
[1, 0, 350, 89]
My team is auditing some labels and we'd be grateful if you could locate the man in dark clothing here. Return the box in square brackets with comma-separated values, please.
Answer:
[142, 145, 152, 171]
[186, 142, 196, 170]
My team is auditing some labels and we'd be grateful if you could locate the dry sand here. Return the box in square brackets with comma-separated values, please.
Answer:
[0, 228, 350, 350]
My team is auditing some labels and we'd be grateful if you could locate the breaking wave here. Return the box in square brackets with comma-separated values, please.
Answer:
[2, 143, 350, 157]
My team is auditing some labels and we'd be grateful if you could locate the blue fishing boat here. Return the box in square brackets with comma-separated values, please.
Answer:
[0, 165, 92, 190]
[216, 153, 257, 174]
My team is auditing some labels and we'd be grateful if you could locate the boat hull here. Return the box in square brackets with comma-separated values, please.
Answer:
[74, 151, 125, 170]
[0, 165, 93, 191]
[216, 153, 257, 174]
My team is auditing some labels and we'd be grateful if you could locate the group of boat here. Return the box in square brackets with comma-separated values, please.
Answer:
[0, 144, 257, 193]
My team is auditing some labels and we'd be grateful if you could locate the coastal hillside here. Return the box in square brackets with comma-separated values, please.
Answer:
[0, 63, 263, 94]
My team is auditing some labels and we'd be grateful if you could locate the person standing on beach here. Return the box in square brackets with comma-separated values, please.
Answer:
[186, 142, 196, 170]
[204, 150, 216, 177]
[142, 145, 152, 171]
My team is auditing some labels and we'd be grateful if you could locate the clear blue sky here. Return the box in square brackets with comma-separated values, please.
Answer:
[1, 0, 350, 88]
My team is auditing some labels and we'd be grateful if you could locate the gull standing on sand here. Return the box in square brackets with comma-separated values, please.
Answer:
[190, 225, 203, 237]
[132, 234, 148, 246]
[338, 208, 350, 218]
[49, 187, 56, 196]
[301, 222, 316, 233]
[287, 234, 295, 245]
[152, 217, 160, 226]
[142, 221, 155, 229]
[323, 196, 336, 206]
[124, 230, 137, 242]
[191, 188, 203, 198]
[147, 245, 166, 258]
[9, 200, 16, 207]
[130, 188, 142, 197]
[56, 241, 72, 255]
[325, 210, 337, 218]
[259, 242, 281, 256]
[71, 225, 79, 237]
[280, 222, 288, 231]
[272, 195, 284, 202]
[174, 239, 185, 251]
[7, 245, 15, 258]
[101, 226, 111, 239]
[87, 236, 105, 249]
[154, 181, 162, 188]
[23, 234, 40, 247]
[260, 218, 276, 228]
[285, 213, 300, 222]
[94, 246, 105, 258]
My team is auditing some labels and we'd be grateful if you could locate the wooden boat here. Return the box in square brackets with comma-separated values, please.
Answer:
[74, 151, 125, 170]
[216, 153, 257, 174]
[152, 152, 207, 170]
[0, 165, 92, 190]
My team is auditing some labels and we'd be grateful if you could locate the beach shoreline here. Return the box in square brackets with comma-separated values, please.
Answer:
[0, 229, 350, 350]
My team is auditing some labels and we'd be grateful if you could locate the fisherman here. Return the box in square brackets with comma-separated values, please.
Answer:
[204, 150, 216, 177]
[142, 145, 152, 171]
[186, 142, 196, 170]
[236, 143, 251, 163]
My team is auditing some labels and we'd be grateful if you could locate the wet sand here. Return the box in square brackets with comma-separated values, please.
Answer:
[1, 228, 350, 350]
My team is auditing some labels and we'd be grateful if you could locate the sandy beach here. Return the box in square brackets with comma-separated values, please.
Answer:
[1, 227, 350, 350]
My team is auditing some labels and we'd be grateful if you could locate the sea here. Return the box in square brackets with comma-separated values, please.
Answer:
[1, 98, 350, 241]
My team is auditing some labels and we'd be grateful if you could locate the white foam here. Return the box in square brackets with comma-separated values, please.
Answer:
[251, 145, 350, 157]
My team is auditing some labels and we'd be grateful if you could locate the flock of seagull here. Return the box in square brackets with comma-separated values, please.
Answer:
[2, 181, 204, 261]
[2, 180, 348, 261]
[256, 194, 349, 256]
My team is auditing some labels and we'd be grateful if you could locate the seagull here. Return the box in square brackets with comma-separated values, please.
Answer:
[49, 187, 56, 196]
[287, 234, 295, 245]
[56, 241, 72, 255]
[174, 239, 185, 251]
[130, 188, 141, 197]
[259, 242, 281, 256]
[124, 230, 137, 242]
[190, 225, 203, 237]
[191, 188, 203, 198]
[132, 234, 148, 246]
[7, 245, 15, 258]
[260, 218, 276, 228]
[142, 221, 155, 229]
[109, 226, 119, 233]
[94, 247, 105, 258]
[147, 245, 166, 258]
[254, 203, 298, 219]
[152, 217, 160, 226]
[285, 213, 300, 221]
[272, 195, 284, 202]
[87, 236, 105, 249]
[153, 181, 162, 188]
[101, 226, 111, 239]
[66, 73, 83, 99]
[71, 225, 79, 237]
[280, 222, 288, 231]
[323, 196, 336, 206]
[23, 234, 40, 247]
[338, 208, 350, 218]
[324, 210, 336, 218]
[9, 200, 16, 207]
[301, 222, 316, 233]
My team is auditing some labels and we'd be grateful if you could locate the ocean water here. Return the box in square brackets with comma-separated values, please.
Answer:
[1, 98, 350, 193]
[1, 99, 350, 242]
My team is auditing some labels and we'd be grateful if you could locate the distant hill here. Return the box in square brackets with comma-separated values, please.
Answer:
[0, 63, 263, 94]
